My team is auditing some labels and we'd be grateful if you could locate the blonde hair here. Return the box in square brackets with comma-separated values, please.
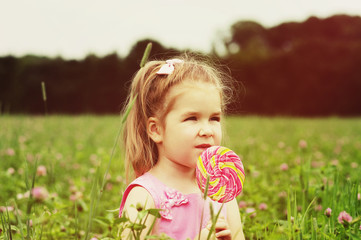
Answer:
[122, 54, 232, 180]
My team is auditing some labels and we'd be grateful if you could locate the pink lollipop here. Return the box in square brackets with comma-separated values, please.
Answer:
[196, 146, 245, 203]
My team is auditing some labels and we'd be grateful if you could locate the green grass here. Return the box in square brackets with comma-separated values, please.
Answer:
[1, 115, 360, 239]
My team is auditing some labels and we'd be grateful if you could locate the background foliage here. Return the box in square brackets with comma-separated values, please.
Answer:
[1, 14, 361, 116]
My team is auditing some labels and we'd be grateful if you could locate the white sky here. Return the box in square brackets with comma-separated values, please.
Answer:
[1, 0, 360, 59]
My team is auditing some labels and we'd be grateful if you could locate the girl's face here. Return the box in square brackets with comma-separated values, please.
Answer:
[157, 81, 222, 170]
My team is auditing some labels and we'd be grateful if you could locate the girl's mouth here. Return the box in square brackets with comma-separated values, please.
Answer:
[195, 144, 212, 149]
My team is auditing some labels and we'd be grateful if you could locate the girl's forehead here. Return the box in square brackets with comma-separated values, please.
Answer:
[163, 81, 221, 110]
[157, 80, 222, 120]
[170, 81, 220, 95]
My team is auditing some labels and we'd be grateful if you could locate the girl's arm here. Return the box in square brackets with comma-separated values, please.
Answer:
[121, 186, 156, 239]
[226, 198, 245, 240]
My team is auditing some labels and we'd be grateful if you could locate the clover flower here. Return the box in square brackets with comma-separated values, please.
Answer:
[6, 148, 15, 156]
[69, 191, 83, 202]
[280, 163, 289, 171]
[238, 201, 247, 208]
[298, 140, 307, 149]
[36, 165, 47, 176]
[259, 203, 268, 210]
[324, 208, 332, 217]
[32, 187, 49, 201]
[245, 207, 256, 218]
[338, 211, 352, 225]
[351, 162, 358, 168]
[0, 206, 14, 213]
[278, 191, 287, 198]
[7, 168, 15, 175]
[315, 204, 322, 212]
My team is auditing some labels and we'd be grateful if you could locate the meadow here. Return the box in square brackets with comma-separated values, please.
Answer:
[1, 115, 360, 239]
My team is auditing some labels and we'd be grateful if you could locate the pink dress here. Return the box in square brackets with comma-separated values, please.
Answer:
[119, 172, 227, 240]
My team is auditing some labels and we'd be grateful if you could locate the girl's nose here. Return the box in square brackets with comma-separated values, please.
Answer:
[199, 124, 213, 137]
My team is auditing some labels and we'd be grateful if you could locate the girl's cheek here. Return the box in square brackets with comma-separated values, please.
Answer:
[184, 126, 198, 135]
[215, 127, 222, 143]
[213, 123, 222, 132]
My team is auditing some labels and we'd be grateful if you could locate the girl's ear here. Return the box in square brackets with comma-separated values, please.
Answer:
[147, 117, 163, 143]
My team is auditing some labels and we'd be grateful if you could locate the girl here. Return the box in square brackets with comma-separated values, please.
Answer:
[119, 55, 245, 240]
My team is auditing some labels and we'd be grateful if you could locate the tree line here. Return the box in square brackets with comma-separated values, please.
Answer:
[1, 14, 360, 116]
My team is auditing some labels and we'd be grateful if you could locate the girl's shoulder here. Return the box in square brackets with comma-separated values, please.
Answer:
[119, 172, 166, 216]
[122, 185, 155, 210]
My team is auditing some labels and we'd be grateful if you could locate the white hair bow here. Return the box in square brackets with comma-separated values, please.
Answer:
[156, 59, 184, 75]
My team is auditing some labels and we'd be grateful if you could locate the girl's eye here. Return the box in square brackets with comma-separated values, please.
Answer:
[210, 116, 221, 122]
[184, 116, 197, 121]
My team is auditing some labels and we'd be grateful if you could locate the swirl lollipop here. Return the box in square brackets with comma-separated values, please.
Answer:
[196, 146, 245, 203]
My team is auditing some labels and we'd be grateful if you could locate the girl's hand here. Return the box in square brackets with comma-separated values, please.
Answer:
[211, 216, 232, 240]
[196, 216, 232, 240]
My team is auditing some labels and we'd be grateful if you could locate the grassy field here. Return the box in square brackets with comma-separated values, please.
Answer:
[1, 115, 360, 239]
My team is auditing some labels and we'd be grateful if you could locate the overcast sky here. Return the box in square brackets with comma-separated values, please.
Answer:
[1, 0, 361, 59]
